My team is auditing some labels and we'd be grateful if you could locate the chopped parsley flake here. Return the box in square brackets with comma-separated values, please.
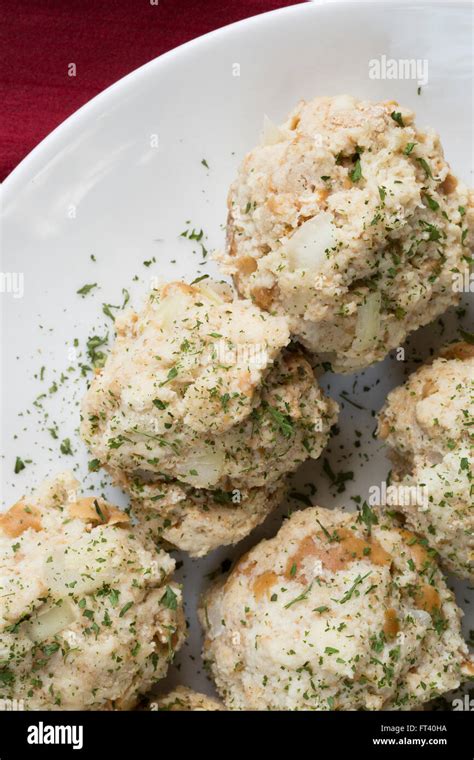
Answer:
[60, 438, 73, 456]
[14, 457, 26, 474]
[349, 159, 363, 182]
[266, 405, 294, 438]
[76, 283, 97, 296]
[160, 586, 178, 610]
[391, 111, 404, 127]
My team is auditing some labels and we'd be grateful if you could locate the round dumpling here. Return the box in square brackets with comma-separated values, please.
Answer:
[221, 95, 473, 373]
[200, 506, 471, 710]
[0, 472, 185, 710]
[377, 342, 474, 580]
[81, 279, 338, 556]
[126, 477, 288, 559]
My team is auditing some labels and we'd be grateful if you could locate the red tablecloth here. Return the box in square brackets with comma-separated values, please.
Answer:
[1, 0, 303, 181]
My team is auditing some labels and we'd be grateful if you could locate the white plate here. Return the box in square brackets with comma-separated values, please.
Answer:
[2, 0, 473, 703]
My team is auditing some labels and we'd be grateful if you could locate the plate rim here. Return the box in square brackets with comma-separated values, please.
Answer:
[3, 0, 470, 197]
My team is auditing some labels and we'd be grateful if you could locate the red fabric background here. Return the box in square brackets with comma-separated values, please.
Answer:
[0, 0, 303, 181]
